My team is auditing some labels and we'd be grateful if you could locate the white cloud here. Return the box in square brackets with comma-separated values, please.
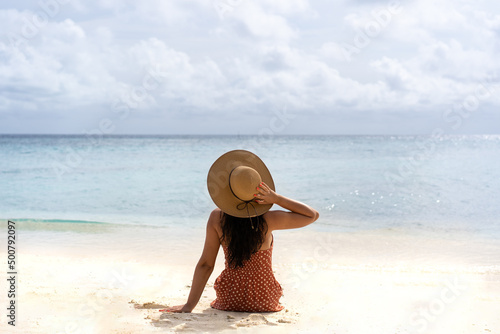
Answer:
[0, 0, 499, 134]
[225, 3, 297, 44]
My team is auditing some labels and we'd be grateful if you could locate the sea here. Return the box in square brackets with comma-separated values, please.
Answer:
[1, 134, 499, 240]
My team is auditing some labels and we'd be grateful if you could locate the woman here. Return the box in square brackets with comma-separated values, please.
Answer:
[162, 150, 319, 313]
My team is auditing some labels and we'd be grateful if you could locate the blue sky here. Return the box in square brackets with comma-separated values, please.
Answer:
[1, 0, 499, 135]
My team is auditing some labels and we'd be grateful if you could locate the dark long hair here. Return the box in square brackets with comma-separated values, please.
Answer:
[220, 212, 268, 269]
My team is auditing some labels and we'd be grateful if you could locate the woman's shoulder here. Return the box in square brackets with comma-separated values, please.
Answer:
[263, 210, 284, 220]
[210, 207, 222, 217]
[208, 208, 223, 228]
[263, 210, 281, 230]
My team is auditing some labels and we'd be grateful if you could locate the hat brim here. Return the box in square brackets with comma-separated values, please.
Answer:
[207, 150, 274, 218]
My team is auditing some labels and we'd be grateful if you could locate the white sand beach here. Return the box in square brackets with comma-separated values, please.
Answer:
[1, 220, 499, 333]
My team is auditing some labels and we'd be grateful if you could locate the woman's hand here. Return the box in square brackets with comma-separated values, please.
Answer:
[254, 182, 279, 205]
[159, 304, 192, 313]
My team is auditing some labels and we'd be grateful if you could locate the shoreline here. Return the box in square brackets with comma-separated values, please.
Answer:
[1, 220, 499, 333]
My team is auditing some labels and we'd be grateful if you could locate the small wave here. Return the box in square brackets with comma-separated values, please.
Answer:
[5, 218, 109, 225]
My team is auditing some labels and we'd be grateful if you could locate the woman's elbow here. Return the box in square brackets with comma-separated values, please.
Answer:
[311, 210, 320, 223]
[304, 210, 319, 227]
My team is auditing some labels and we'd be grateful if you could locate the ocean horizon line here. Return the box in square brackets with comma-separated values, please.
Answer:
[1, 133, 500, 138]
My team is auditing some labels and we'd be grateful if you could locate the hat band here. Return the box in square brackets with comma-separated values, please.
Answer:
[228, 167, 258, 228]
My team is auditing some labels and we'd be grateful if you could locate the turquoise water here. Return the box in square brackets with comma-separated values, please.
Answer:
[1, 134, 499, 238]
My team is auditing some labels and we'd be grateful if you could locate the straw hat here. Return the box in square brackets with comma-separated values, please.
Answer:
[207, 150, 275, 218]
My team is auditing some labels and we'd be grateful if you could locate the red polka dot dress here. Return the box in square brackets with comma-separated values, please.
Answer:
[210, 237, 284, 312]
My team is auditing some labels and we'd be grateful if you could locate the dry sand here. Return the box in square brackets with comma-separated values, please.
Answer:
[1, 221, 499, 333]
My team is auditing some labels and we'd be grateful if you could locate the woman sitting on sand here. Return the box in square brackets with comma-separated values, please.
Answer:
[162, 150, 319, 313]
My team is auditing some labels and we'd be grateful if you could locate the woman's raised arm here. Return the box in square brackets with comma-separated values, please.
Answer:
[256, 182, 319, 230]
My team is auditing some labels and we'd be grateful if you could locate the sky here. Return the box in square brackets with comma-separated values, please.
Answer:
[0, 0, 499, 135]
